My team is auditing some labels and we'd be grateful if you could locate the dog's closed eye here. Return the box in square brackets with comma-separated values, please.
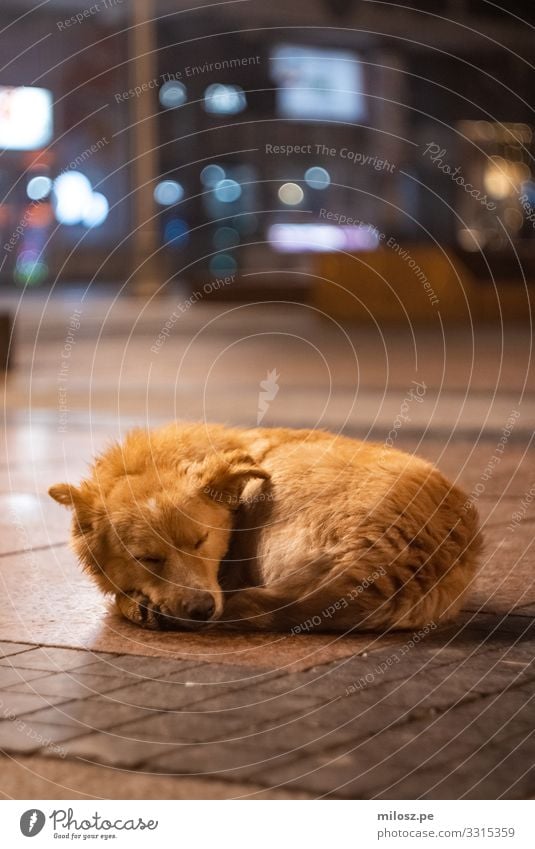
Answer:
[194, 534, 208, 550]
[138, 555, 165, 567]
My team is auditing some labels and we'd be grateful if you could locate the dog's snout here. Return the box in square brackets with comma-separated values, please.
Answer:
[183, 592, 216, 621]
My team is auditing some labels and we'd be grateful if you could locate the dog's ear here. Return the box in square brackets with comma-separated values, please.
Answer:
[48, 480, 102, 529]
[196, 451, 270, 507]
[49, 480, 104, 540]
[48, 483, 82, 508]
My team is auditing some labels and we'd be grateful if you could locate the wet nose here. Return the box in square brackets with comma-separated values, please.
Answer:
[183, 592, 216, 621]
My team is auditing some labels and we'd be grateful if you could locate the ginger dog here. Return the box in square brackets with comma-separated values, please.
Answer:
[49, 423, 481, 633]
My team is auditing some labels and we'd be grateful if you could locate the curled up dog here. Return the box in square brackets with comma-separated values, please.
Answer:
[49, 423, 482, 633]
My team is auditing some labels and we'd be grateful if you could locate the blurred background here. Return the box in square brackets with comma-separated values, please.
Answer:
[0, 0, 533, 435]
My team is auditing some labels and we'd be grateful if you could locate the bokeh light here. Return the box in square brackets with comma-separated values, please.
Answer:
[214, 179, 242, 203]
[213, 227, 240, 250]
[164, 217, 189, 246]
[82, 192, 109, 228]
[209, 253, 238, 275]
[304, 166, 331, 189]
[204, 84, 247, 114]
[53, 172, 93, 225]
[26, 175, 52, 201]
[278, 182, 304, 205]
[201, 164, 226, 187]
[159, 80, 187, 108]
[154, 180, 184, 205]
[14, 250, 48, 286]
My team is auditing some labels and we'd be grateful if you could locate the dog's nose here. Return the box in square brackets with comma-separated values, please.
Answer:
[183, 592, 216, 621]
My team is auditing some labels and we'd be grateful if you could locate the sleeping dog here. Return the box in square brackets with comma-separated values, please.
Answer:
[49, 423, 481, 633]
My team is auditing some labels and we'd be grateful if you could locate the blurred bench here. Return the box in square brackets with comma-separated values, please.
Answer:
[313, 246, 532, 322]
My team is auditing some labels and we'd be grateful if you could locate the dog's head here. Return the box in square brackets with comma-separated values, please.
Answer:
[49, 430, 268, 630]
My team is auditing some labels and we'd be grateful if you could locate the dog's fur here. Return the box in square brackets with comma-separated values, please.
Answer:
[49, 423, 481, 633]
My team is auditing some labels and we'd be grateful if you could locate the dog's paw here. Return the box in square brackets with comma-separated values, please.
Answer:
[116, 591, 168, 630]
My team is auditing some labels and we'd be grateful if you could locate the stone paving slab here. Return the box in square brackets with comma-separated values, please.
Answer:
[93, 675, 280, 712]
[0, 667, 53, 688]
[0, 492, 71, 554]
[0, 646, 117, 672]
[376, 724, 535, 800]
[1, 609, 533, 798]
[113, 710, 254, 745]
[79, 655, 201, 679]
[0, 689, 72, 716]
[0, 642, 38, 658]
[5, 670, 144, 700]
[247, 684, 535, 799]
[0, 753, 312, 799]
[0, 461, 88, 496]
[46, 732, 186, 770]
[0, 720, 89, 755]
[371, 696, 535, 800]
[22, 696, 151, 733]
[146, 740, 297, 782]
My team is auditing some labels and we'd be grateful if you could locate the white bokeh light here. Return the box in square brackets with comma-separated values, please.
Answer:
[0, 86, 53, 150]
[204, 84, 247, 114]
[82, 192, 109, 228]
[53, 172, 109, 227]
[53, 172, 93, 225]
[278, 182, 304, 205]
[27, 175, 52, 201]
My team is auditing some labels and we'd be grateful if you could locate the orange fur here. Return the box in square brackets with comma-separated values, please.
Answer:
[49, 423, 482, 633]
